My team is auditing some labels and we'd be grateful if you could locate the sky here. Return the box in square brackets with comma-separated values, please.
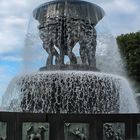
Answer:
[0, 0, 140, 103]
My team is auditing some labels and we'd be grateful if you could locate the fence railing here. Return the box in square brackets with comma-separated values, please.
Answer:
[0, 112, 140, 140]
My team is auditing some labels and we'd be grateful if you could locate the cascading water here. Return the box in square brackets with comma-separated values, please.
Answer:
[21, 15, 45, 74]
[1, 0, 138, 114]
[2, 71, 137, 113]
[96, 31, 127, 76]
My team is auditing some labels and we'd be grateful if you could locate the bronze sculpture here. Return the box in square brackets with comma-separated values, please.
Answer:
[33, 0, 105, 70]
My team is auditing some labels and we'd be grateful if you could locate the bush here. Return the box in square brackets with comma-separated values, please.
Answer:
[117, 32, 140, 92]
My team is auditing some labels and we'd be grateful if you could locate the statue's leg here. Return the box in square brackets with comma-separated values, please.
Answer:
[56, 41, 65, 65]
[59, 48, 65, 65]
[54, 52, 59, 65]
[43, 41, 54, 66]
[79, 40, 87, 65]
[67, 40, 77, 65]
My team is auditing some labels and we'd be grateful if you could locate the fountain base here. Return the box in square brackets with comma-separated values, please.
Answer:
[2, 71, 138, 113]
[40, 64, 99, 71]
[4, 71, 130, 113]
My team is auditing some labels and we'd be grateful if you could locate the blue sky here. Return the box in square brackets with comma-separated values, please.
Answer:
[0, 0, 140, 103]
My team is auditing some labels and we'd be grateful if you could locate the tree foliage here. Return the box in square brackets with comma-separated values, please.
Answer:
[117, 32, 140, 92]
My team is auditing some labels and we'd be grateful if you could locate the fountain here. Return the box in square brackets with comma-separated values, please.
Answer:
[1, 0, 138, 139]
[1, 0, 137, 114]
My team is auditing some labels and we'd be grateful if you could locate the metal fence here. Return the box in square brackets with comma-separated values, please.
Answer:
[0, 112, 140, 140]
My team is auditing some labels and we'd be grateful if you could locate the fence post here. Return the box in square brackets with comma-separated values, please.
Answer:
[48, 114, 64, 140]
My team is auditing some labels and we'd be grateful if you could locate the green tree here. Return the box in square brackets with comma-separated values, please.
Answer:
[117, 32, 140, 92]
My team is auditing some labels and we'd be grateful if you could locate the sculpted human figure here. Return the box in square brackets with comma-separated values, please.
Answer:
[33, 0, 105, 70]
[39, 16, 77, 65]
[39, 29, 59, 65]
[39, 15, 97, 68]
[66, 18, 79, 64]
[55, 16, 77, 65]
[66, 18, 97, 67]
[79, 21, 97, 67]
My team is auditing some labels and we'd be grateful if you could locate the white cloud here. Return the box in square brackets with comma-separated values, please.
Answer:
[89, 0, 138, 14]
[0, 31, 22, 53]
[0, 56, 23, 62]
[95, 0, 140, 36]
[0, 0, 48, 54]
[102, 0, 138, 14]
[3, 16, 27, 27]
